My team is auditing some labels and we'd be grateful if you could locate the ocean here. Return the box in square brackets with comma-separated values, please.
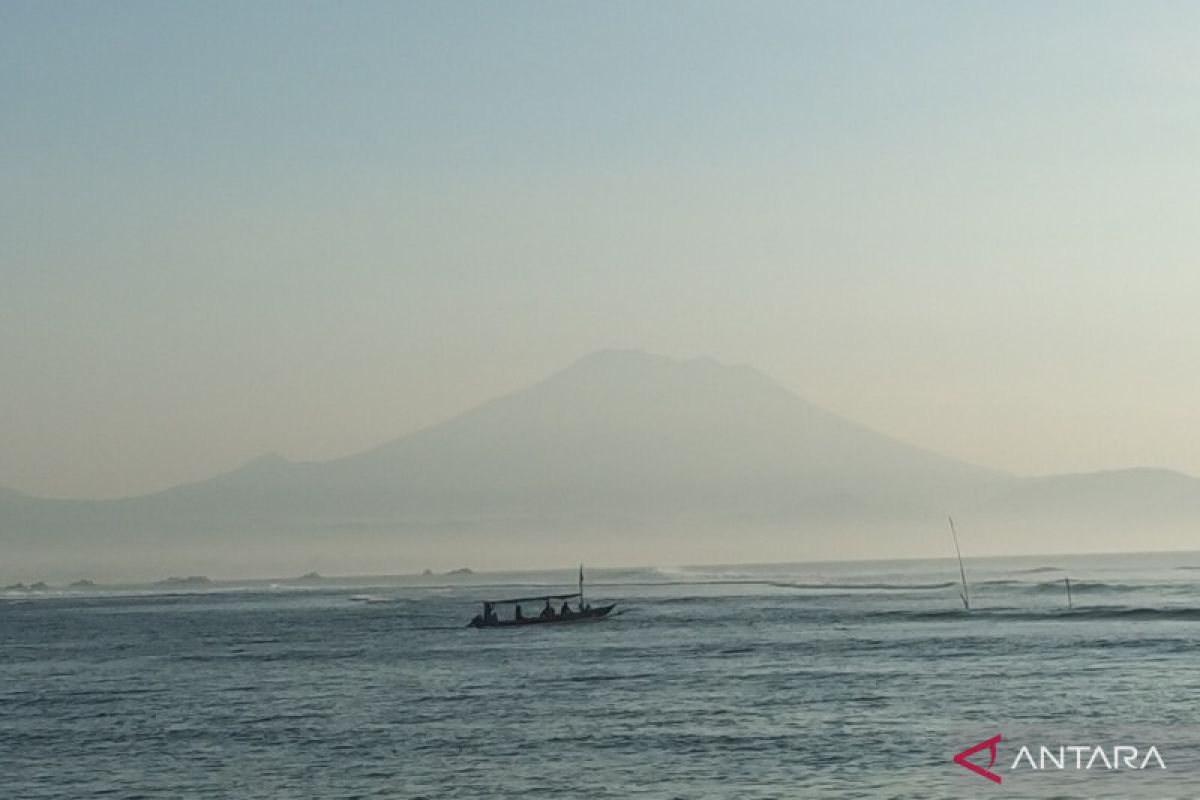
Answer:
[5, 552, 1200, 799]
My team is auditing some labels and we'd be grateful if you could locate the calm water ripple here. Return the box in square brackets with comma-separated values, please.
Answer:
[4, 555, 1200, 798]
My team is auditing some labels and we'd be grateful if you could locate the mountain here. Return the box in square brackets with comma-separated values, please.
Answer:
[316, 350, 1006, 512]
[3, 350, 1200, 580]
[967, 467, 1200, 551]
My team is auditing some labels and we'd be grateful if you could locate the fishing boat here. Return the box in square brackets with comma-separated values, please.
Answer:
[467, 565, 616, 628]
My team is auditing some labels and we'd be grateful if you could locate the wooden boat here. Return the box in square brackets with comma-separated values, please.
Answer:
[468, 596, 616, 628]
[467, 565, 617, 628]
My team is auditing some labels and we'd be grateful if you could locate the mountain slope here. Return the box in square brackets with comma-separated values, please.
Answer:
[317, 349, 1007, 512]
[3, 350, 1200, 579]
[972, 468, 1200, 526]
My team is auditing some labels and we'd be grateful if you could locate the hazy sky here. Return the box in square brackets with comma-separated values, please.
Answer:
[3, 1, 1199, 499]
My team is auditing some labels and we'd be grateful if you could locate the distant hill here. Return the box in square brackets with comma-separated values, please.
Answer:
[3, 350, 1200, 580]
[964, 467, 1200, 552]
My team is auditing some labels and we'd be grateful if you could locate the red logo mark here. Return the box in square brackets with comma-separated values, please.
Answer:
[954, 734, 1003, 784]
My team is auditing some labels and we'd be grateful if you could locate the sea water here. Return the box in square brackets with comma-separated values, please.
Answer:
[4, 553, 1200, 799]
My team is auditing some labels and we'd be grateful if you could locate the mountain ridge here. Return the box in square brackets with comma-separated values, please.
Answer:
[3, 349, 1199, 580]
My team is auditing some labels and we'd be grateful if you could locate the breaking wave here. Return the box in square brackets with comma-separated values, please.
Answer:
[858, 605, 1200, 623]
[971, 578, 1191, 596]
[597, 577, 959, 592]
[1031, 580, 1152, 595]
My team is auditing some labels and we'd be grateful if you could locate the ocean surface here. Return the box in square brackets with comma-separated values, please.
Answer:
[5, 553, 1200, 799]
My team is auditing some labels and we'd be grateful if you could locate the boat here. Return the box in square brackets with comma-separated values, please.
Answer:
[467, 565, 617, 628]
[467, 594, 616, 628]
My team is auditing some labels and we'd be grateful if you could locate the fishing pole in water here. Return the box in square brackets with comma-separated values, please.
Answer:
[949, 516, 969, 611]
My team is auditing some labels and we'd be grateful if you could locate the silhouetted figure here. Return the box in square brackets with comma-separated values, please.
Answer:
[560, 601, 572, 616]
[514, 604, 523, 621]
[541, 599, 555, 619]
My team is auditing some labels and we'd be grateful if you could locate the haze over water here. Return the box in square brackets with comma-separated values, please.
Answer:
[5, 2, 1200, 504]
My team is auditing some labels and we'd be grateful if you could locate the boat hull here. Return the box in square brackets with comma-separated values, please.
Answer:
[468, 603, 616, 628]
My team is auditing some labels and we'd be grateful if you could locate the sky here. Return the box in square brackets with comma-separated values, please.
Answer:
[3, 1, 1199, 500]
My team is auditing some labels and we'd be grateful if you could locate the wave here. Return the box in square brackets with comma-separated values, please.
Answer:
[973, 578, 1174, 595]
[597, 578, 959, 592]
[858, 605, 1200, 623]
[1063, 605, 1200, 621]
[1032, 580, 1145, 594]
[347, 594, 392, 604]
[641, 566, 762, 581]
[763, 580, 959, 591]
[633, 598, 1200, 624]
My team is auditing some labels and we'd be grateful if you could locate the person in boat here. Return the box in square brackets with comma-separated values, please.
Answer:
[514, 604, 523, 621]
[560, 600, 572, 617]
[541, 599, 555, 619]
[483, 602, 496, 624]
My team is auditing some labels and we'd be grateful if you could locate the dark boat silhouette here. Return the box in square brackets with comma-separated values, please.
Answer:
[467, 565, 616, 628]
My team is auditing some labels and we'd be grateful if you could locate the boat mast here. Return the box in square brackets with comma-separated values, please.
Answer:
[949, 516, 970, 611]
[579, 563, 584, 608]
[1065, 576, 1073, 610]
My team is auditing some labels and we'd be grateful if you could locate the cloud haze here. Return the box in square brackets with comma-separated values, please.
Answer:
[2, 2, 1199, 499]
